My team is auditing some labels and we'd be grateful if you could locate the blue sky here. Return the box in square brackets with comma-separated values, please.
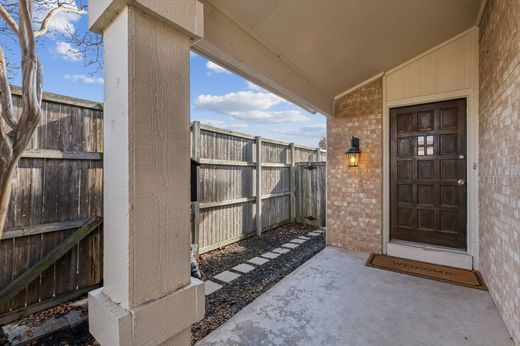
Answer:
[2, 7, 325, 147]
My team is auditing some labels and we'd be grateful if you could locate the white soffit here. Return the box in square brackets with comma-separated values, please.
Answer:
[199, 0, 483, 114]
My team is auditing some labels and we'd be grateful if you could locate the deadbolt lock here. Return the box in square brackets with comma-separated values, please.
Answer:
[458, 179, 465, 186]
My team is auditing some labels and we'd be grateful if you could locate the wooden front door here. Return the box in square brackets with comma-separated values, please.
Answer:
[390, 99, 467, 249]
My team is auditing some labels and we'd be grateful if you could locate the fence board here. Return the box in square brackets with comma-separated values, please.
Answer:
[193, 123, 326, 253]
[0, 91, 103, 323]
[295, 162, 327, 226]
[0, 98, 324, 321]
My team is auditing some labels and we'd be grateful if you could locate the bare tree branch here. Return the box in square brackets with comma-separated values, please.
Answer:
[19, 0, 35, 55]
[34, 6, 87, 38]
[36, 58, 42, 104]
[15, 0, 42, 157]
[0, 48, 18, 129]
[0, 4, 19, 36]
[0, 0, 95, 238]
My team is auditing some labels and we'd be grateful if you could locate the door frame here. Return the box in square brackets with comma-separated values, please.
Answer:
[382, 83, 479, 269]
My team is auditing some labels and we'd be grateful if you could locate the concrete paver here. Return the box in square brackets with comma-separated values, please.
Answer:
[282, 243, 299, 249]
[213, 271, 241, 283]
[248, 257, 270, 265]
[204, 280, 223, 295]
[261, 252, 280, 259]
[232, 263, 256, 273]
[272, 248, 290, 254]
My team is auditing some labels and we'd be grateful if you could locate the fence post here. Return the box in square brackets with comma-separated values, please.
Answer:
[289, 143, 296, 222]
[256, 136, 262, 236]
[192, 121, 201, 253]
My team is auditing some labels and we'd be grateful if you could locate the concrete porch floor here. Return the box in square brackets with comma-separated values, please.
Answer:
[196, 247, 512, 346]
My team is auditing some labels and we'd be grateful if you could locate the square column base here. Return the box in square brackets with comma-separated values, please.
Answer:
[89, 278, 205, 346]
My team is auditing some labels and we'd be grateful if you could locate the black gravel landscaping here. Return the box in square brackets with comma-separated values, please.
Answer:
[192, 223, 326, 344]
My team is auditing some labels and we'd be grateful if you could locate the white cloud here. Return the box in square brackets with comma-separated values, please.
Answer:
[272, 124, 326, 137]
[245, 81, 264, 91]
[55, 41, 82, 61]
[206, 61, 230, 74]
[231, 110, 307, 123]
[34, 2, 82, 36]
[64, 74, 104, 84]
[200, 120, 225, 127]
[200, 120, 248, 130]
[228, 123, 248, 129]
[196, 91, 308, 123]
[197, 91, 282, 112]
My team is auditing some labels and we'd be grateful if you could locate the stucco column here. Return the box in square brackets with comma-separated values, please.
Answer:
[87, 1, 204, 345]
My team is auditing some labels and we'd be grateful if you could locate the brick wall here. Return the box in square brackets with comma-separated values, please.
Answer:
[327, 79, 383, 253]
[479, 0, 520, 344]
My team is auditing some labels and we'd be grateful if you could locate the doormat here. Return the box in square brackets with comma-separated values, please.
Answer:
[366, 254, 487, 290]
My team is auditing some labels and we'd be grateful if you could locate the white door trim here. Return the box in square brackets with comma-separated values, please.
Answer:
[387, 241, 473, 269]
[382, 85, 479, 269]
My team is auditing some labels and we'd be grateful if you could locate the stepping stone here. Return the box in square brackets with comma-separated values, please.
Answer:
[205, 280, 222, 295]
[232, 263, 255, 273]
[272, 247, 290, 254]
[213, 270, 241, 283]
[307, 232, 320, 236]
[299, 236, 310, 240]
[248, 257, 270, 266]
[282, 242, 299, 249]
[261, 252, 280, 259]
[290, 238, 306, 244]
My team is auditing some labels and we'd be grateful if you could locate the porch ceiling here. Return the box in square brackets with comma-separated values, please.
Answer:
[194, 0, 484, 116]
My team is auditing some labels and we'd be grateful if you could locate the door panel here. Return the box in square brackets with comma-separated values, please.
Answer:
[390, 99, 467, 249]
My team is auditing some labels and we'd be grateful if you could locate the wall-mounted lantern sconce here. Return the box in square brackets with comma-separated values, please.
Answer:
[346, 137, 361, 167]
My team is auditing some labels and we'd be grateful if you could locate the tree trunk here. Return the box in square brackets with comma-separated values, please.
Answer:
[0, 0, 43, 239]
[0, 163, 15, 234]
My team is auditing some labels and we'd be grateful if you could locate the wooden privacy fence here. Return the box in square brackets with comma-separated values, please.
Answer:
[191, 122, 326, 254]
[0, 92, 325, 322]
[295, 161, 326, 226]
[0, 89, 103, 324]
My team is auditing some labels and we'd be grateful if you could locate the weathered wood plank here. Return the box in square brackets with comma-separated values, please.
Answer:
[198, 159, 287, 168]
[0, 94, 104, 322]
[21, 149, 103, 160]
[256, 136, 262, 236]
[25, 234, 41, 307]
[199, 158, 255, 167]
[200, 197, 256, 210]
[0, 239, 14, 314]
[192, 122, 202, 252]
[198, 123, 326, 152]
[261, 192, 291, 199]
[0, 218, 102, 306]
[11, 237, 29, 310]
[262, 162, 290, 168]
[1, 218, 91, 240]
[199, 124, 256, 140]
[10, 86, 103, 110]
[290, 143, 296, 221]
[193, 122, 325, 249]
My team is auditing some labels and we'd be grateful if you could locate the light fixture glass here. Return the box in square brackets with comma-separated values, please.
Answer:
[346, 137, 361, 167]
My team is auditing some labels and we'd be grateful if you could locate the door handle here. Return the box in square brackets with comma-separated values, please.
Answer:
[458, 179, 465, 186]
